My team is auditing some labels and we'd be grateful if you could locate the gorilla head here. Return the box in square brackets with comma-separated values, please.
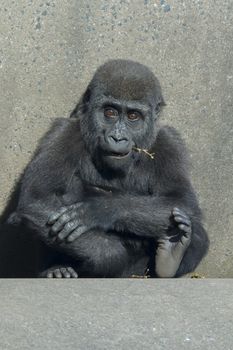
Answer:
[71, 60, 165, 172]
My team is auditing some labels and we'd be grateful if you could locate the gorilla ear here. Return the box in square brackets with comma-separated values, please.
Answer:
[82, 88, 91, 105]
[154, 96, 166, 116]
[70, 88, 91, 118]
[160, 95, 166, 107]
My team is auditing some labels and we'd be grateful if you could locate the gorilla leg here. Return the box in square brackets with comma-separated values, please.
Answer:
[38, 230, 150, 278]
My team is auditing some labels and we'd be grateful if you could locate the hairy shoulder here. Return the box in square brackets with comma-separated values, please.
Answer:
[21, 118, 82, 191]
[154, 125, 191, 174]
[36, 118, 81, 154]
[156, 125, 189, 157]
[156, 125, 186, 149]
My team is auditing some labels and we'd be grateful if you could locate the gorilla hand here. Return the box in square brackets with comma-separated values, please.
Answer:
[155, 207, 192, 278]
[47, 202, 99, 242]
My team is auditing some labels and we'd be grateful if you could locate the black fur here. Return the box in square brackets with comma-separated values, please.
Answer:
[1, 60, 209, 277]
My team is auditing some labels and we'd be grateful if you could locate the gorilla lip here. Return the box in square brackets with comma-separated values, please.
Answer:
[108, 151, 130, 159]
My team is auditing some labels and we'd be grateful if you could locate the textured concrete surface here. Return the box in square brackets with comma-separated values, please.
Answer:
[0, 1, 232, 277]
[0, 280, 233, 350]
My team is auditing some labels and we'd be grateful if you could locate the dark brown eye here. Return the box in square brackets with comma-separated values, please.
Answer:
[104, 108, 118, 118]
[127, 111, 141, 121]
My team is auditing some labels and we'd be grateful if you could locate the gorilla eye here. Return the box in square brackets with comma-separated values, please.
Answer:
[104, 108, 118, 118]
[127, 111, 141, 121]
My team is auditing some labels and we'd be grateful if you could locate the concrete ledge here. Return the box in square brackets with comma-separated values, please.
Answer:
[0, 280, 232, 349]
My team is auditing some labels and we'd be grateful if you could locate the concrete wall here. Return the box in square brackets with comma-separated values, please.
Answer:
[0, 0, 232, 277]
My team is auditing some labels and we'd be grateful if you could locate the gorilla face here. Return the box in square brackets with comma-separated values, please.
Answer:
[78, 59, 165, 173]
[92, 96, 154, 170]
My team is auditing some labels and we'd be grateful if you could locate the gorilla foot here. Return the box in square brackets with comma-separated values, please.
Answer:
[39, 266, 78, 278]
[155, 208, 192, 277]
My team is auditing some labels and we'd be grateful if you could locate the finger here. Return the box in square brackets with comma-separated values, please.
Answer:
[47, 203, 82, 225]
[180, 230, 192, 245]
[173, 215, 191, 226]
[173, 207, 187, 214]
[178, 223, 191, 235]
[173, 208, 189, 220]
[67, 267, 78, 278]
[47, 272, 53, 278]
[50, 211, 77, 235]
[57, 220, 80, 241]
[60, 268, 71, 278]
[157, 237, 170, 243]
[53, 269, 62, 278]
[173, 207, 186, 216]
[47, 207, 68, 224]
[173, 207, 183, 214]
[67, 226, 87, 242]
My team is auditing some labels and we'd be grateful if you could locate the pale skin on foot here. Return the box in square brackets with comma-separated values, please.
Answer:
[155, 208, 192, 278]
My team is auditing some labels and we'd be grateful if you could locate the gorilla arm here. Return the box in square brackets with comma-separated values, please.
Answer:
[8, 118, 83, 247]
[48, 191, 194, 241]
[47, 186, 209, 276]
[15, 181, 184, 246]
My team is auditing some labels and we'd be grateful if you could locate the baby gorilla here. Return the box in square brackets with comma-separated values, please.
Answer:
[11, 59, 209, 278]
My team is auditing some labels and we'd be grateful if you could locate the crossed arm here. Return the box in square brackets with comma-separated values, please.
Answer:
[12, 184, 208, 277]
[47, 193, 193, 242]
[16, 188, 194, 242]
[46, 192, 208, 277]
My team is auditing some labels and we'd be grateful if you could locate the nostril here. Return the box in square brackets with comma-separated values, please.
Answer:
[110, 135, 118, 142]
[110, 135, 128, 143]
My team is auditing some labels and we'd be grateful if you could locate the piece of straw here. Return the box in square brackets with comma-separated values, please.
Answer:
[133, 147, 155, 159]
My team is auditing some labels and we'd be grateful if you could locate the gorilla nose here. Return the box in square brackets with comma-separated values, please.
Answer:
[107, 135, 130, 153]
[110, 135, 128, 144]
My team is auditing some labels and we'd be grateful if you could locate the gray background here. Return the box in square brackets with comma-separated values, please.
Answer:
[0, 0, 232, 277]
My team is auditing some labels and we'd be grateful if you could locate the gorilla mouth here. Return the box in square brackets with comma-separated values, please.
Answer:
[108, 151, 130, 159]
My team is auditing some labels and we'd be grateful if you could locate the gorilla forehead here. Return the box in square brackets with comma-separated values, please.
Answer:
[89, 59, 162, 101]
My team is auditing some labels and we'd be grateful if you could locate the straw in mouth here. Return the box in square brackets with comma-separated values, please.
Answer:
[132, 147, 155, 159]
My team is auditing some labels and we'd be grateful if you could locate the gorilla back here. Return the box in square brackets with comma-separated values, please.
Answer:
[3, 60, 209, 277]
